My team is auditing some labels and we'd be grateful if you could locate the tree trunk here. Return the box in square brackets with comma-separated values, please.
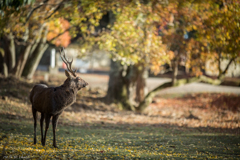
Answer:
[13, 44, 33, 78]
[22, 43, 49, 79]
[0, 48, 8, 77]
[106, 60, 148, 111]
[217, 52, 223, 79]
[106, 60, 123, 103]
[106, 60, 134, 110]
[22, 26, 49, 79]
[133, 64, 148, 103]
[172, 57, 179, 85]
[3, 33, 16, 73]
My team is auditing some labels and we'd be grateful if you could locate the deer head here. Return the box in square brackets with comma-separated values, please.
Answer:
[60, 48, 88, 90]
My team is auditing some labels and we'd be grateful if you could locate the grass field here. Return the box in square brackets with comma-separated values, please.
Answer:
[1, 116, 239, 159]
[0, 75, 239, 159]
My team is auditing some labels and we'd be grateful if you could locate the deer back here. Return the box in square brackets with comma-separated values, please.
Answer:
[30, 82, 77, 115]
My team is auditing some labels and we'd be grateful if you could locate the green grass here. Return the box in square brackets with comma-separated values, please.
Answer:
[0, 76, 239, 159]
[0, 115, 239, 159]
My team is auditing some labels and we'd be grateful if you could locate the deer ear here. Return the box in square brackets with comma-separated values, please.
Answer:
[65, 70, 72, 78]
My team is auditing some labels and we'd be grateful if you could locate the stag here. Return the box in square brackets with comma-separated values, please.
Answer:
[30, 48, 88, 148]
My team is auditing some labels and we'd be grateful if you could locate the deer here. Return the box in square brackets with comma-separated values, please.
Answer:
[29, 48, 88, 148]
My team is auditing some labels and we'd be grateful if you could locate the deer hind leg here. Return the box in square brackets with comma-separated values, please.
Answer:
[40, 113, 45, 145]
[32, 107, 38, 144]
[52, 114, 60, 148]
[42, 114, 51, 146]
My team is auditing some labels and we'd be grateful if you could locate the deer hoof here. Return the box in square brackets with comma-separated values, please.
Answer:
[53, 145, 58, 149]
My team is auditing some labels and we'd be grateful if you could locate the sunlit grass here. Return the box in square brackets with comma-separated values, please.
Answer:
[0, 76, 239, 159]
[0, 116, 240, 159]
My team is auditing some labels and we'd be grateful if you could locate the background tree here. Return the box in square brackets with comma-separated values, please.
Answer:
[90, 0, 172, 110]
[1, 0, 238, 112]
[0, 0, 108, 79]
[137, 0, 240, 112]
[88, 0, 239, 112]
[0, 0, 69, 78]
[197, 0, 240, 79]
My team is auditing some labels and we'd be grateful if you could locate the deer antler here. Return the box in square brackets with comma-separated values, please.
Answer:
[60, 47, 77, 77]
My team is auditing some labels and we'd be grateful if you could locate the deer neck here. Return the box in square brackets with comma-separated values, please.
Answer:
[53, 83, 77, 111]
[62, 78, 77, 94]
[62, 85, 77, 96]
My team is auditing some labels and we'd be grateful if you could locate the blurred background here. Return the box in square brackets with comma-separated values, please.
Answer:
[0, 0, 240, 158]
[0, 0, 240, 131]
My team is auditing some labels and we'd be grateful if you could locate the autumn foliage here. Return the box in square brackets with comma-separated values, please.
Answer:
[47, 18, 71, 47]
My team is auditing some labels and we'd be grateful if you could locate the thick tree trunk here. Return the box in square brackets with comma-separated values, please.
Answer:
[106, 60, 133, 110]
[106, 60, 148, 110]
[13, 44, 32, 78]
[22, 26, 49, 79]
[3, 33, 16, 73]
[0, 48, 8, 77]
[22, 43, 48, 79]
[28, 24, 46, 58]
[133, 64, 148, 103]
[106, 60, 124, 102]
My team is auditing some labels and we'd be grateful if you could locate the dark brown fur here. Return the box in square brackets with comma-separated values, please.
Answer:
[30, 49, 88, 148]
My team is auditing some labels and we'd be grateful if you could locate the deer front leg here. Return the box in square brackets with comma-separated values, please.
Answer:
[52, 114, 60, 148]
[42, 114, 51, 146]
[32, 107, 37, 144]
[40, 113, 45, 145]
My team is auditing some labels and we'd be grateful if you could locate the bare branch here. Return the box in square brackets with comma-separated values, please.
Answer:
[24, 0, 49, 25]
[48, 27, 71, 42]
[222, 57, 235, 75]
[44, 0, 65, 20]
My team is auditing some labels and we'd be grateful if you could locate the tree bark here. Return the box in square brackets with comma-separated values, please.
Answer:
[22, 26, 49, 79]
[22, 43, 49, 79]
[171, 57, 179, 85]
[106, 60, 134, 110]
[28, 24, 46, 58]
[106, 60, 148, 111]
[0, 48, 8, 77]
[3, 33, 16, 73]
[134, 64, 148, 103]
[13, 44, 33, 78]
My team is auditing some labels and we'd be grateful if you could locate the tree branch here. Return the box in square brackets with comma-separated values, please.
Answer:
[136, 75, 223, 112]
[24, 0, 49, 25]
[222, 57, 235, 75]
[44, 0, 65, 20]
[47, 27, 71, 43]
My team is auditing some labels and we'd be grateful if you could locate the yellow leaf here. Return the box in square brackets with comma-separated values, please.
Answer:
[192, 25, 197, 30]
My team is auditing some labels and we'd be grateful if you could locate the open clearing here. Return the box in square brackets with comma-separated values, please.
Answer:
[0, 73, 239, 159]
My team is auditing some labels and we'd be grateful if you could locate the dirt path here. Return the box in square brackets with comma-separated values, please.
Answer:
[147, 77, 240, 95]
[80, 73, 240, 94]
